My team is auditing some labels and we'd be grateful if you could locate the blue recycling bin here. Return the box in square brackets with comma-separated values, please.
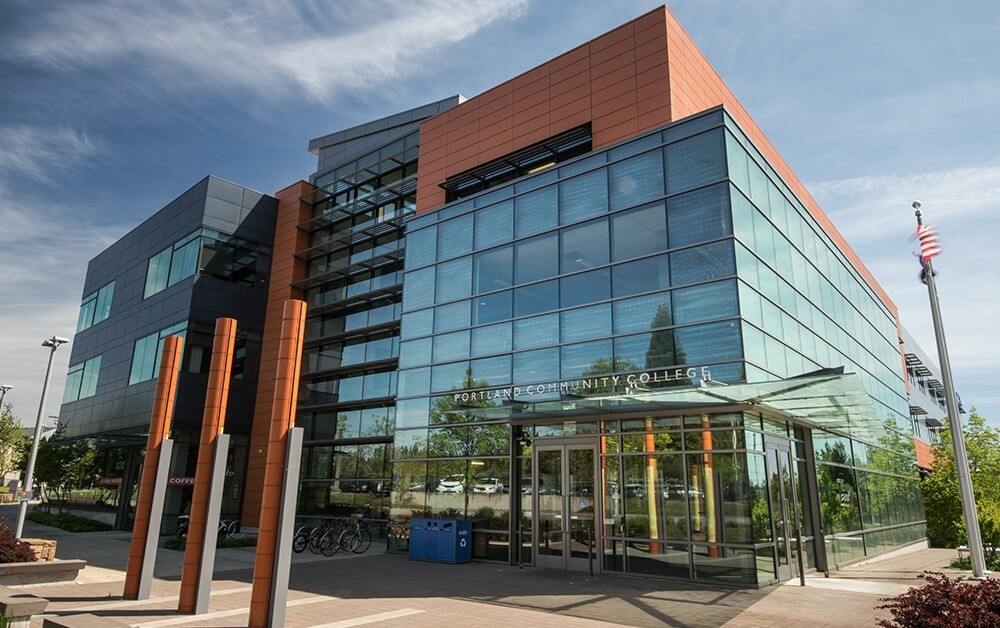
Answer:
[408, 518, 471, 563]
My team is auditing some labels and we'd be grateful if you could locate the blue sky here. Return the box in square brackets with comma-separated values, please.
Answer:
[1, 0, 998, 430]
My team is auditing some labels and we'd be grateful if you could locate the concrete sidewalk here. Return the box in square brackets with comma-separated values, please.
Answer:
[5, 506, 972, 627]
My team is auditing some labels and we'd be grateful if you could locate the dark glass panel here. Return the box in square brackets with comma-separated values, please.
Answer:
[611, 202, 667, 262]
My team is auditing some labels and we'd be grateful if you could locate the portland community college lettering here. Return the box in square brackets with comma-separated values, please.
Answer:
[453, 367, 713, 403]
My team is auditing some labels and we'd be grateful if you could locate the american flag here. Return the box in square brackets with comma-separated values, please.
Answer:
[916, 224, 941, 263]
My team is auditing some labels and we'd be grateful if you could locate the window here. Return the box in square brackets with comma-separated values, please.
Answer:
[145, 229, 268, 298]
[129, 323, 187, 384]
[77, 281, 115, 331]
[609, 151, 664, 210]
[611, 202, 667, 262]
[560, 219, 609, 274]
[63, 356, 102, 403]
[515, 233, 558, 285]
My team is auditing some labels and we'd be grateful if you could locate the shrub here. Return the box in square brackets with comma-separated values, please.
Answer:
[161, 534, 257, 552]
[877, 571, 1000, 627]
[0, 518, 36, 563]
[27, 510, 112, 532]
[950, 554, 1000, 572]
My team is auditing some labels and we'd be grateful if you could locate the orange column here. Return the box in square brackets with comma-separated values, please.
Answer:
[123, 335, 183, 600]
[178, 318, 237, 613]
[701, 414, 718, 557]
[644, 419, 659, 554]
[249, 299, 307, 628]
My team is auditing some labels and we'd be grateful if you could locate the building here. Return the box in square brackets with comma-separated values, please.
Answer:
[57, 6, 945, 585]
[58, 176, 276, 529]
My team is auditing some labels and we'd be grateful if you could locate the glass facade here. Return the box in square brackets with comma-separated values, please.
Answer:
[77, 281, 115, 332]
[144, 228, 270, 298]
[295, 130, 419, 525]
[128, 322, 187, 384]
[63, 355, 102, 403]
[386, 110, 924, 584]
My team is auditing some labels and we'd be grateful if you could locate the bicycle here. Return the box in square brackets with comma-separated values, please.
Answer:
[292, 525, 309, 553]
[337, 506, 374, 555]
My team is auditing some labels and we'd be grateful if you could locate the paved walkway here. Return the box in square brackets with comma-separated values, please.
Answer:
[3, 506, 974, 627]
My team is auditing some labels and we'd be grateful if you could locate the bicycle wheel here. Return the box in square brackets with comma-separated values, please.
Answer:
[227, 520, 242, 539]
[338, 529, 361, 553]
[321, 530, 341, 556]
[293, 526, 308, 553]
[352, 529, 372, 554]
[308, 527, 326, 554]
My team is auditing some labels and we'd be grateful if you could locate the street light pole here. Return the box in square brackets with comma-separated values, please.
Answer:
[15, 336, 69, 539]
[0, 385, 12, 410]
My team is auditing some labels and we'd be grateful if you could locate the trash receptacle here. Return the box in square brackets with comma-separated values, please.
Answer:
[409, 518, 428, 560]
[409, 518, 471, 563]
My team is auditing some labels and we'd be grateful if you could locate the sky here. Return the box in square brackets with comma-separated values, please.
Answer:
[1, 0, 998, 431]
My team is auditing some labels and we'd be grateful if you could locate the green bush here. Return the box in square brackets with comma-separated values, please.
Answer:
[161, 534, 258, 552]
[27, 510, 112, 532]
[950, 554, 1000, 572]
[877, 572, 1000, 627]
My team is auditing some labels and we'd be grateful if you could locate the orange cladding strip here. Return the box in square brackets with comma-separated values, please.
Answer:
[178, 317, 237, 614]
[123, 334, 183, 600]
[248, 299, 307, 628]
[243, 181, 313, 527]
[914, 438, 935, 470]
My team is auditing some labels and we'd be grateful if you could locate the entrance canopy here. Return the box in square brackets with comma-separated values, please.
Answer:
[457, 373, 892, 441]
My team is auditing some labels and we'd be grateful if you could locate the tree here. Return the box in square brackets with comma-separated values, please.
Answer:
[30, 423, 98, 511]
[921, 410, 1000, 562]
[0, 404, 27, 481]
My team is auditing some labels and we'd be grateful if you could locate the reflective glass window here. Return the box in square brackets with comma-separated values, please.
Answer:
[611, 202, 667, 262]
[474, 200, 513, 250]
[515, 233, 558, 284]
[513, 313, 559, 350]
[670, 241, 735, 286]
[665, 128, 726, 194]
[397, 367, 431, 398]
[395, 398, 429, 429]
[560, 218, 609, 274]
[513, 347, 559, 383]
[398, 337, 432, 368]
[613, 292, 671, 334]
[401, 309, 433, 339]
[471, 321, 512, 356]
[667, 183, 733, 247]
[560, 303, 611, 343]
[434, 300, 470, 333]
[559, 169, 609, 224]
[433, 330, 470, 363]
[514, 186, 558, 237]
[614, 332, 675, 370]
[473, 290, 512, 325]
[672, 280, 738, 325]
[437, 213, 473, 260]
[144, 248, 171, 297]
[405, 226, 436, 269]
[474, 245, 513, 293]
[471, 355, 512, 386]
[431, 360, 471, 393]
[435, 256, 472, 303]
[612, 255, 670, 298]
[561, 340, 613, 379]
[403, 267, 434, 311]
[609, 151, 665, 210]
[560, 269, 611, 308]
[674, 320, 742, 363]
[513, 280, 559, 317]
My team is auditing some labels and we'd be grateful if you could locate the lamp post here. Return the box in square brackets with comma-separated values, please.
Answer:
[15, 336, 69, 538]
[0, 385, 11, 409]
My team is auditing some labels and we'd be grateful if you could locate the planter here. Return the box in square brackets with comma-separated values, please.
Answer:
[19, 538, 57, 561]
[0, 560, 86, 586]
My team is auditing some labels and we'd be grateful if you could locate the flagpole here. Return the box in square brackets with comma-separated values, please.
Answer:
[915, 203, 988, 578]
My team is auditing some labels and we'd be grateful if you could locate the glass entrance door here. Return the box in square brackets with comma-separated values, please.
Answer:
[765, 438, 800, 582]
[533, 443, 599, 571]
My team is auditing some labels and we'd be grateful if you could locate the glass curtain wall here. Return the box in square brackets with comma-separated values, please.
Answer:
[296, 131, 418, 531]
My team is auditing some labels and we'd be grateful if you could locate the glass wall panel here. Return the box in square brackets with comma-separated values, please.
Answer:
[432, 330, 470, 362]
[560, 269, 610, 308]
[470, 355, 512, 386]
[674, 321, 742, 363]
[431, 361, 470, 393]
[514, 186, 558, 237]
[403, 267, 434, 311]
[560, 303, 611, 343]
[667, 183, 733, 247]
[514, 233, 558, 284]
[665, 128, 726, 194]
[560, 340, 613, 379]
[513, 347, 559, 383]
[435, 257, 472, 303]
[471, 322, 512, 356]
[560, 219, 609, 274]
[613, 292, 671, 334]
[434, 300, 470, 333]
[405, 226, 436, 269]
[672, 280, 738, 325]
[559, 169, 609, 223]
[437, 213, 473, 260]
[513, 313, 559, 350]
[474, 246, 513, 294]
[401, 308, 433, 339]
[474, 200, 513, 249]
[612, 255, 670, 298]
[513, 280, 559, 317]
[611, 202, 667, 262]
[473, 291, 512, 325]
[609, 151, 664, 210]
[670, 241, 735, 286]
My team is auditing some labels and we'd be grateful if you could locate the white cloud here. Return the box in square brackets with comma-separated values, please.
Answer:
[0, 126, 101, 184]
[14, 0, 529, 103]
[809, 165, 1000, 418]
